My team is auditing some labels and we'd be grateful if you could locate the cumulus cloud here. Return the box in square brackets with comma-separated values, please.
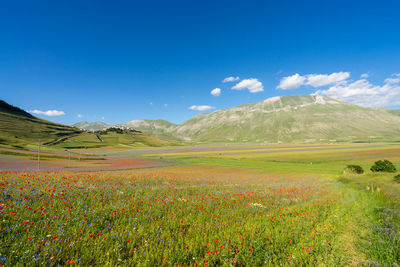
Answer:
[277, 73, 306, 90]
[222, 76, 240, 83]
[277, 72, 349, 89]
[232, 78, 264, 93]
[306, 72, 350, 87]
[277, 72, 400, 107]
[316, 73, 400, 107]
[384, 74, 400, 84]
[211, 88, 221, 96]
[189, 105, 214, 111]
[29, 109, 65, 116]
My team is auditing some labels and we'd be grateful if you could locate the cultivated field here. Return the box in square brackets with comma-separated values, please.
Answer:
[0, 143, 400, 265]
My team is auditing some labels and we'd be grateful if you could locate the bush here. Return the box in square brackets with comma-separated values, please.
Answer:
[370, 160, 396, 173]
[345, 165, 364, 174]
[394, 174, 400, 183]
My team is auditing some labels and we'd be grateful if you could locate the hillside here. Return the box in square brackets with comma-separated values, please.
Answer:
[118, 119, 179, 141]
[0, 100, 171, 149]
[172, 95, 400, 143]
[56, 127, 170, 149]
[73, 121, 110, 131]
[387, 109, 400, 117]
[121, 95, 400, 143]
[173, 95, 400, 143]
[0, 100, 82, 148]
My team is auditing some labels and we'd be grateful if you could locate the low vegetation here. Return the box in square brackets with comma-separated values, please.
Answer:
[370, 160, 397, 173]
[1, 137, 400, 265]
[345, 164, 364, 174]
[0, 168, 364, 265]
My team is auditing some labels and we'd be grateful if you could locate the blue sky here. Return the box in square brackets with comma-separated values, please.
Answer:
[1, 0, 400, 125]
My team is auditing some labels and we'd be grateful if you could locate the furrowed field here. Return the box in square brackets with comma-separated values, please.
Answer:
[0, 167, 347, 266]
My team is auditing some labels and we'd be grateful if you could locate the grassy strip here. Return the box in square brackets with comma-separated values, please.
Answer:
[0, 150, 105, 161]
[338, 173, 400, 265]
[158, 154, 400, 265]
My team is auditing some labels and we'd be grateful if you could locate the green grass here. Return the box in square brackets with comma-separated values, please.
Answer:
[0, 149, 104, 161]
[1, 141, 400, 265]
[0, 169, 365, 265]
[133, 143, 400, 265]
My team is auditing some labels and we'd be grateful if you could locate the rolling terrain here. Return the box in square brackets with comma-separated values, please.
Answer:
[120, 95, 400, 143]
[0, 100, 170, 149]
[0, 100, 82, 148]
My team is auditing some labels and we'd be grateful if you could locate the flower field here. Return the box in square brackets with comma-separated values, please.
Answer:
[0, 167, 350, 265]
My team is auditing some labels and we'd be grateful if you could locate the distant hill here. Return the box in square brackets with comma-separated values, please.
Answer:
[118, 119, 178, 140]
[0, 100, 82, 148]
[122, 95, 400, 143]
[73, 121, 110, 131]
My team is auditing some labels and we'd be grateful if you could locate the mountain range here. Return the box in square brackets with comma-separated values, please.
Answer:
[108, 95, 400, 143]
[3, 94, 400, 149]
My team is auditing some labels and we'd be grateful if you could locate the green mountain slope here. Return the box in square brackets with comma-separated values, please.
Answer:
[387, 109, 400, 117]
[172, 95, 400, 143]
[0, 100, 82, 148]
[122, 95, 400, 143]
[0, 100, 171, 149]
[73, 121, 110, 131]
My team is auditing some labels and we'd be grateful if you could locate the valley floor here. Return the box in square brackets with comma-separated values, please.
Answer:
[0, 143, 399, 265]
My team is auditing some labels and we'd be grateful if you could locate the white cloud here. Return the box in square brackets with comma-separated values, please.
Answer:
[149, 102, 153, 106]
[277, 72, 349, 90]
[29, 109, 65, 116]
[189, 105, 214, 111]
[77, 114, 83, 118]
[277, 73, 306, 90]
[211, 88, 221, 96]
[306, 72, 350, 87]
[164, 103, 168, 107]
[361, 73, 369, 78]
[384, 74, 400, 84]
[222, 76, 240, 83]
[316, 73, 400, 107]
[101, 116, 105, 120]
[232, 78, 264, 93]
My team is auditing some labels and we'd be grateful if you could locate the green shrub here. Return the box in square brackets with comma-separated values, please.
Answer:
[345, 165, 364, 174]
[370, 160, 396, 173]
[394, 174, 400, 183]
